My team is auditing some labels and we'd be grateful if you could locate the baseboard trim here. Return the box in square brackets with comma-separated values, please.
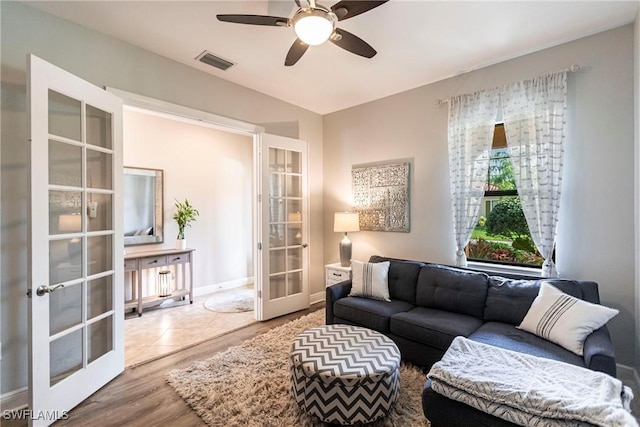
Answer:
[1, 387, 28, 411]
[195, 280, 324, 312]
[310, 290, 325, 306]
[193, 277, 254, 297]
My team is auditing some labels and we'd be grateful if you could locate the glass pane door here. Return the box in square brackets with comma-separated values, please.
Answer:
[29, 55, 123, 426]
[48, 90, 117, 385]
[258, 134, 308, 321]
[268, 147, 303, 300]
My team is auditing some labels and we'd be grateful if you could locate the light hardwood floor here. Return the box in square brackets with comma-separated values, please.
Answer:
[5, 304, 323, 427]
[7, 301, 639, 426]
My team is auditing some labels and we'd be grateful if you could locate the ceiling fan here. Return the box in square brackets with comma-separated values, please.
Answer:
[217, 0, 388, 66]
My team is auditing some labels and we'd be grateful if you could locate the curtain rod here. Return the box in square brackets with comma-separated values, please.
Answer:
[433, 64, 583, 107]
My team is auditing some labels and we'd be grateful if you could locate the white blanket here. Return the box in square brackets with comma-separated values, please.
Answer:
[427, 337, 637, 427]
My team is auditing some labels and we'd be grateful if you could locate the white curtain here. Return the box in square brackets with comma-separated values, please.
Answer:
[448, 89, 500, 267]
[502, 71, 567, 277]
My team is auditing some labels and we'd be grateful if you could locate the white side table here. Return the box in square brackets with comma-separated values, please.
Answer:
[325, 263, 352, 287]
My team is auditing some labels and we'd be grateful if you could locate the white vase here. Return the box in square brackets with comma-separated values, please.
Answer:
[176, 238, 187, 250]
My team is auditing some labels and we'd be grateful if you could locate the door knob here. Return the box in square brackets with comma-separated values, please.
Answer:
[36, 284, 65, 297]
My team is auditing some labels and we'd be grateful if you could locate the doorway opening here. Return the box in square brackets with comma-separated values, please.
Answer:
[109, 87, 310, 366]
[120, 104, 257, 366]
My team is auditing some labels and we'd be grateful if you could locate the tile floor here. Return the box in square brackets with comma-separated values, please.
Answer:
[124, 286, 256, 367]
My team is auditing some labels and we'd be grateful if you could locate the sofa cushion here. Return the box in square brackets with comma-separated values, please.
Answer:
[333, 296, 414, 333]
[415, 264, 488, 319]
[369, 255, 424, 304]
[469, 322, 585, 368]
[390, 307, 483, 351]
[349, 260, 391, 301]
[518, 282, 618, 356]
[484, 276, 587, 325]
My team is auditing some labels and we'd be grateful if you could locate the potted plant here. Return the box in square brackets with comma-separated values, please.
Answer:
[172, 198, 199, 250]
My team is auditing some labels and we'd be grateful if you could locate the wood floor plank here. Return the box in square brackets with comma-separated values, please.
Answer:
[8, 305, 323, 427]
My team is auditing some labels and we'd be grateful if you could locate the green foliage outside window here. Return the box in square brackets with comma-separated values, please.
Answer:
[488, 149, 516, 191]
[468, 141, 543, 267]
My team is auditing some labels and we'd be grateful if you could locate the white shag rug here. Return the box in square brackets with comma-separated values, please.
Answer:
[166, 310, 429, 426]
[204, 288, 254, 313]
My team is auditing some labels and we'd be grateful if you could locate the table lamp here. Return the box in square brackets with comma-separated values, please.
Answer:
[334, 212, 360, 267]
[59, 214, 82, 259]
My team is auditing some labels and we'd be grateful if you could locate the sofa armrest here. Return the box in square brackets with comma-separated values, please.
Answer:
[583, 326, 617, 377]
[325, 280, 352, 325]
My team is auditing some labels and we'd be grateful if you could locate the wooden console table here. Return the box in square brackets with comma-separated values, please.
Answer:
[124, 248, 194, 316]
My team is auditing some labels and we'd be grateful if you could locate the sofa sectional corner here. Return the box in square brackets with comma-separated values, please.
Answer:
[325, 255, 617, 426]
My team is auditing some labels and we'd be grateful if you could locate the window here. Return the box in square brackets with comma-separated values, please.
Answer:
[467, 124, 543, 267]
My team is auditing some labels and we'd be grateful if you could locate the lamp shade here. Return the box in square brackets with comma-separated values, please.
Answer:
[58, 214, 82, 233]
[334, 212, 360, 233]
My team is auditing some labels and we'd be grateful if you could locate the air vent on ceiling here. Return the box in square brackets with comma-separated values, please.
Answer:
[196, 51, 235, 71]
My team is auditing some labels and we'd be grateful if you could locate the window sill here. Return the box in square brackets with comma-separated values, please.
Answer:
[467, 261, 543, 277]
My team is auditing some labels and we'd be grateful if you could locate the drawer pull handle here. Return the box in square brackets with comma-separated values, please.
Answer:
[149, 260, 157, 264]
[172, 257, 181, 261]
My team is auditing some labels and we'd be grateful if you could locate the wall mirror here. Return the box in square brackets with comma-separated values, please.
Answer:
[124, 167, 164, 246]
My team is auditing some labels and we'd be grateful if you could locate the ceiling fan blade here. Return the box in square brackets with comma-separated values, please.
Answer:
[216, 14, 289, 27]
[330, 0, 388, 21]
[330, 28, 376, 58]
[285, 39, 309, 66]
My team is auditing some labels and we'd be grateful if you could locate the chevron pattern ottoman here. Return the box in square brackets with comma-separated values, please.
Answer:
[289, 324, 401, 425]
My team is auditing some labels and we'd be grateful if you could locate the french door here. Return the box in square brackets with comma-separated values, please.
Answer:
[256, 133, 309, 320]
[28, 55, 124, 426]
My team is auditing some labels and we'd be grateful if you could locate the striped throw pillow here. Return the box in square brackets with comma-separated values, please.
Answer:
[518, 282, 618, 356]
[349, 260, 391, 302]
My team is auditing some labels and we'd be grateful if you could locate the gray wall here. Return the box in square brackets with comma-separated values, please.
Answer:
[635, 12, 640, 373]
[2, 0, 638, 398]
[324, 25, 636, 367]
[0, 1, 324, 394]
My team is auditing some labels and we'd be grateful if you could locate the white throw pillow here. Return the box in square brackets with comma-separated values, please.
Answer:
[518, 282, 618, 356]
[349, 260, 391, 302]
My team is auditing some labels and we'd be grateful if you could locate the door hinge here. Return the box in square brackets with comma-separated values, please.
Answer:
[257, 242, 262, 250]
[27, 289, 32, 298]
[257, 290, 262, 298]
[257, 194, 262, 203]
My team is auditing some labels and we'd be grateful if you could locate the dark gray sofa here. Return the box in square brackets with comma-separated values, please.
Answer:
[325, 255, 617, 426]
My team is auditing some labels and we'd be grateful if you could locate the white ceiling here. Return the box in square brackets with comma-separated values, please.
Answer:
[26, 1, 639, 115]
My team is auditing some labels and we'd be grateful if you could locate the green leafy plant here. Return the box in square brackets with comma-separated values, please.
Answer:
[172, 198, 199, 240]
[468, 238, 543, 266]
[488, 149, 517, 191]
[485, 197, 530, 241]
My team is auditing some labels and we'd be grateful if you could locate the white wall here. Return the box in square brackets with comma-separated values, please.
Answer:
[124, 110, 253, 290]
[324, 25, 636, 367]
[0, 1, 324, 396]
[634, 11, 640, 373]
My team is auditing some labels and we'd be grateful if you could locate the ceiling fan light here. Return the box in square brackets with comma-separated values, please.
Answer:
[293, 10, 335, 46]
